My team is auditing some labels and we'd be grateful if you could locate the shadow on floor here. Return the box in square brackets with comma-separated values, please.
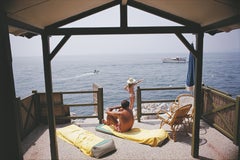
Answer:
[21, 124, 48, 154]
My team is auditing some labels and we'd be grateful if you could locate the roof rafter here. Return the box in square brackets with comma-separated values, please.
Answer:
[128, 0, 200, 28]
[7, 17, 43, 35]
[49, 35, 71, 61]
[175, 33, 198, 57]
[203, 15, 240, 35]
[46, 0, 121, 30]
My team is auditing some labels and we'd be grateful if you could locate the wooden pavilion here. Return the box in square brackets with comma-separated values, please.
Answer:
[1, 1, 240, 159]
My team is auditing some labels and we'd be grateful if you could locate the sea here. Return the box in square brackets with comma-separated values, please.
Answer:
[13, 52, 240, 115]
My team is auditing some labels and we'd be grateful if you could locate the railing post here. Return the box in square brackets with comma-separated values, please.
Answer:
[97, 87, 104, 124]
[32, 90, 40, 124]
[137, 86, 141, 122]
[93, 83, 98, 115]
[234, 96, 240, 145]
[16, 97, 23, 139]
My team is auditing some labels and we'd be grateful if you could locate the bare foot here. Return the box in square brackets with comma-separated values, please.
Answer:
[102, 119, 109, 125]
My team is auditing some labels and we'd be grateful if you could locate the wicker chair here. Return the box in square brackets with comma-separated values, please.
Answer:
[170, 94, 194, 123]
[157, 104, 192, 142]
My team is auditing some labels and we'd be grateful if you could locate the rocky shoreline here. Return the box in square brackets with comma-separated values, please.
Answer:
[133, 102, 172, 120]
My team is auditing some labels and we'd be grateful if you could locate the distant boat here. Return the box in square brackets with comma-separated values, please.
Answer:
[162, 57, 187, 63]
[94, 70, 100, 74]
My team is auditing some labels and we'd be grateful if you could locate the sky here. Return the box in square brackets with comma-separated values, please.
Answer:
[10, 6, 240, 57]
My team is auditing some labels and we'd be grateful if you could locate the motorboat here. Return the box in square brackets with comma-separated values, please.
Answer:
[162, 57, 187, 63]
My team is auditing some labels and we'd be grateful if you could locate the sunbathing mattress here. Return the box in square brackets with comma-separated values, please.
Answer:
[57, 124, 116, 158]
[96, 124, 169, 147]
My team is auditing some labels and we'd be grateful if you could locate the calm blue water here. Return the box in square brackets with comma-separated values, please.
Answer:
[13, 52, 240, 115]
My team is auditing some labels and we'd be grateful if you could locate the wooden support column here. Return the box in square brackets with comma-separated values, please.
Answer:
[120, 2, 127, 29]
[235, 96, 240, 158]
[97, 87, 104, 124]
[234, 96, 240, 145]
[137, 86, 142, 122]
[191, 32, 204, 157]
[41, 34, 59, 160]
[0, 10, 23, 160]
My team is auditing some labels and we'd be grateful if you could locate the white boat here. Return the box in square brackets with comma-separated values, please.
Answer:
[162, 57, 187, 63]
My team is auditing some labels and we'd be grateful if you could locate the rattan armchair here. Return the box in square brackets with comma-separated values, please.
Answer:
[170, 94, 194, 123]
[157, 104, 192, 142]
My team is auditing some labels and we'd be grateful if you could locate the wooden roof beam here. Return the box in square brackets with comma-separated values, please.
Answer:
[203, 15, 240, 35]
[46, 0, 121, 30]
[47, 26, 201, 35]
[175, 33, 198, 57]
[7, 17, 43, 35]
[49, 35, 71, 61]
[120, 3, 128, 28]
[128, 0, 200, 28]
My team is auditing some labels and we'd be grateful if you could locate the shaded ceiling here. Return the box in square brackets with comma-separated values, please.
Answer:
[4, 0, 240, 38]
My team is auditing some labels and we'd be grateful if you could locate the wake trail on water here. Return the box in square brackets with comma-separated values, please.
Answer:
[54, 72, 97, 82]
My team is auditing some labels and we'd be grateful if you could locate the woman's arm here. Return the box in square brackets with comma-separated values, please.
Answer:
[124, 84, 129, 91]
[136, 79, 143, 85]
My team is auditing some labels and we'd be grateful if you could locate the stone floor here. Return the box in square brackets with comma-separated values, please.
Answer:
[22, 118, 239, 160]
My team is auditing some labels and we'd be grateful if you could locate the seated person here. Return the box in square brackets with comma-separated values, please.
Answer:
[102, 100, 134, 132]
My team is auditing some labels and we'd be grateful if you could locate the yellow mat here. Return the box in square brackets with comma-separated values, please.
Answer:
[96, 124, 169, 147]
[57, 124, 116, 158]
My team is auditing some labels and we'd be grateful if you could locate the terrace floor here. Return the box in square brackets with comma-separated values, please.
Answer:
[22, 118, 238, 160]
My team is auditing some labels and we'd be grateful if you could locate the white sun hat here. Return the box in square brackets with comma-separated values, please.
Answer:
[127, 78, 137, 84]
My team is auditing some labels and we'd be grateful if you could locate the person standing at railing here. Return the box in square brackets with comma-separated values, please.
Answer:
[124, 78, 143, 110]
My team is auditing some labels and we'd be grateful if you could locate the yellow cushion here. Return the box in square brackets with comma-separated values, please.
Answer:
[100, 125, 169, 147]
[57, 125, 109, 157]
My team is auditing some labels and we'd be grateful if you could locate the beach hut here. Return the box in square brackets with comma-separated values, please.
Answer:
[1, 1, 240, 159]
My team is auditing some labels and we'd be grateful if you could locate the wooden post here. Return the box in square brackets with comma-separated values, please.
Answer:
[137, 86, 141, 122]
[120, 2, 127, 29]
[97, 87, 104, 124]
[234, 96, 240, 145]
[0, 10, 23, 160]
[93, 83, 98, 115]
[235, 96, 240, 159]
[32, 90, 41, 124]
[16, 97, 23, 139]
[41, 34, 59, 160]
[191, 32, 204, 158]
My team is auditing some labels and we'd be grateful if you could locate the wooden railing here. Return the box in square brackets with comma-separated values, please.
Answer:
[56, 84, 103, 123]
[16, 83, 104, 139]
[136, 85, 239, 146]
[16, 94, 39, 139]
[36, 83, 104, 124]
[136, 86, 186, 122]
[202, 86, 240, 145]
[17, 84, 239, 146]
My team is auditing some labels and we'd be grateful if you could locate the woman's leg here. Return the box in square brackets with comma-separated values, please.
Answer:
[129, 96, 135, 110]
